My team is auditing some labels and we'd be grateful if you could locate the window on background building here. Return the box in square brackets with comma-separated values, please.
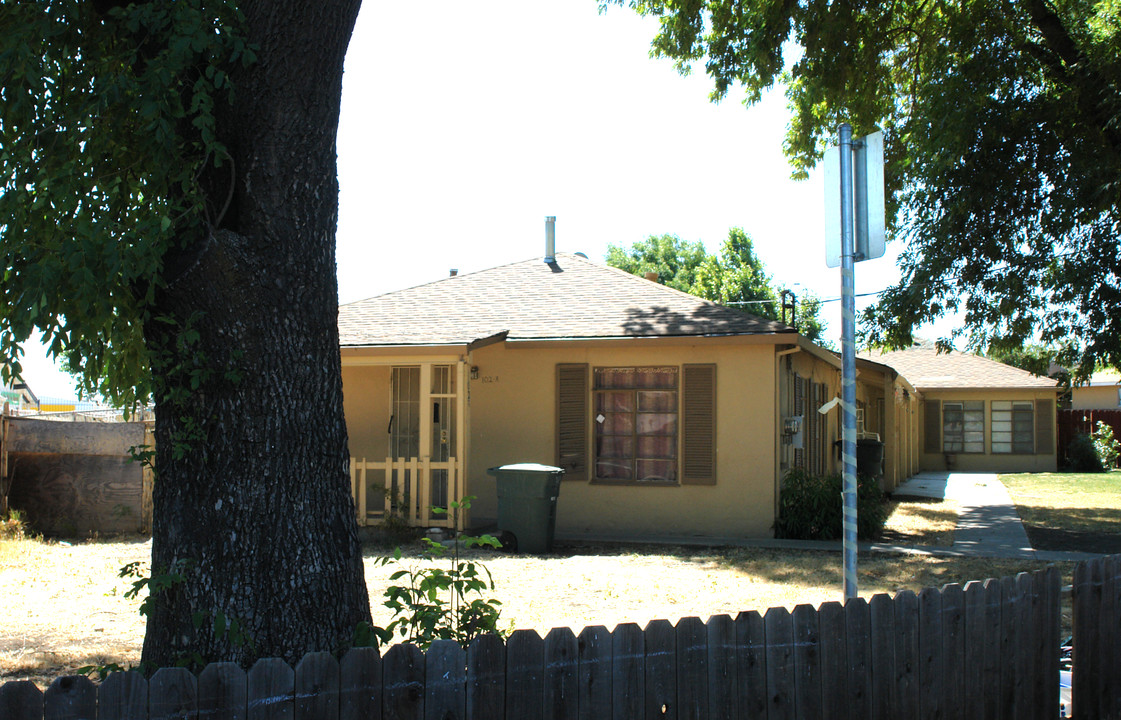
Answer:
[593, 367, 678, 483]
[943, 401, 984, 453]
[992, 400, 1034, 454]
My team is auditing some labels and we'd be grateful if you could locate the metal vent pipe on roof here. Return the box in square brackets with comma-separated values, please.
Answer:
[544, 216, 556, 263]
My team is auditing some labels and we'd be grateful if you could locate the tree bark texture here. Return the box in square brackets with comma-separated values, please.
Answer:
[141, 0, 370, 668]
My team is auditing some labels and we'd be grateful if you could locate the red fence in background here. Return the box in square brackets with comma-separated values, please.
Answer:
[1058, 409, 1121, 465]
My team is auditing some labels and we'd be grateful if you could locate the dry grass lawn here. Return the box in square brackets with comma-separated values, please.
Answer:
[1001, 472, 1121, 553]
[879, 496, 960, 547]
[1, 497, 1072, 690]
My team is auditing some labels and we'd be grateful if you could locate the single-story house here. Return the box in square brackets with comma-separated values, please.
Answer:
[338, 248, 921, 539]
[860, 341, 1060, 474]
[1070, 370, 1121, 410]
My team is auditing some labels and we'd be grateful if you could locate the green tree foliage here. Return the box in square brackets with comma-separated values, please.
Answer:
[606, 228, 827, 341]
[0, 0, 251, 407]
[603, 0, 1121, 378]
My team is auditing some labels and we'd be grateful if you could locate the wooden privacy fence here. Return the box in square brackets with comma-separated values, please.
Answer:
[1058, 408, 1121, 464]
[0, 412, 154, 535]
[5, 561, 1107, 720]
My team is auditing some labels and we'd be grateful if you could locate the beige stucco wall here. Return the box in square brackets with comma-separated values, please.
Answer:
[342, 364, 393, 463]
[779, 350, 842, 479]
[918, 389, 1059, 473]
[465, 341, 779, 538]
[1071, 385, 1121, 411]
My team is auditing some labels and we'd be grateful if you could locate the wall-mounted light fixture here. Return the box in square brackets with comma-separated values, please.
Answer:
[470, 366, 479, 380]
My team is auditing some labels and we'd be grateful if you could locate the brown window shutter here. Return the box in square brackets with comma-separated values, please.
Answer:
[1035, 399, 1054, 455]
[682, 364, 716, 485]
[924, 400, 941, 454]
[556, 364, 588, 481]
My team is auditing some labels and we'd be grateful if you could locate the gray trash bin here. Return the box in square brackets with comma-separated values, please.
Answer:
[487, 463, 565, 553]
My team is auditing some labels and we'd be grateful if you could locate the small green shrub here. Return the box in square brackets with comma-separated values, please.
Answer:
[372, 496, 504, 650]
[1067, 432, 1105, 472]
[775, 468, 887, 541]
[1092, 421, 1121, 469]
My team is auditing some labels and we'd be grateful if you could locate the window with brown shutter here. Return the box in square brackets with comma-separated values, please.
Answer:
[682, 364, 716, 485]
[556, 364, 588, 481]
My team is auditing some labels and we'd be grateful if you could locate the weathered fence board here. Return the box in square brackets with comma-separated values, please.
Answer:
[0, 680, 42, 720]
[43, 676, 96, 720]
[575, 626, 610, 720]
[704, 614, 736, 720]
[845, 598, 872, 719]
[980, 578, 1003, 720]
[382, 644, 424, 720]
[200, 661, 247, 720]
[939, 583, 965, 719]
[961, 581, 986, 720]
[247, 658, 293, 720]
[339, 648, 381, 720]
[763, 607, 795, 720]
[892, 590, 920, 719]
[675, 617, 707, 720]
[424, 641, 464, 720]
[1105, 555, 1121, 719]
[3, 558, 1110, 720]
[998, 575, 1018, 720]
[816, 601, 846, 720]
[465, 634, 503, 720]
[1013, 573, 1034, 718]
[643, 619, 675, 720]
[295, 652, 340, 720]
[99, 671, 148, 720]
[1073, 554, 1121, 720]
[867, 593, 895, 720]
[734, 611, 767, 720]
[506, 630, 544, 720]
[611, 624, 643, 720]
[790, 605, 821, 720]
[542, 628, 577, 720]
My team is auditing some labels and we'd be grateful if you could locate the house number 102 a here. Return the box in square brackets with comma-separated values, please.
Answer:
[481, 376, 499, 383]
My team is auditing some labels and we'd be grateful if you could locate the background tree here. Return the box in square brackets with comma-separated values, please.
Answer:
[606, 227, 827, 341]
[604, 0, 1121, 377]
[0, 0, 371, 666]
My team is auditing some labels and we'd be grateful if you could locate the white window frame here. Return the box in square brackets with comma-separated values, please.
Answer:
[991, 400, 1034, 454]
[943, 401, 984, 453]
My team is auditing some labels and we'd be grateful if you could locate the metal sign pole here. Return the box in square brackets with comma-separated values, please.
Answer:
[838, 123, 859, 601]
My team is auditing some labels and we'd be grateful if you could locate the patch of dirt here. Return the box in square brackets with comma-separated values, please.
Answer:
[0, 535, 1079, 690]
[1023, 525, 1121, 554]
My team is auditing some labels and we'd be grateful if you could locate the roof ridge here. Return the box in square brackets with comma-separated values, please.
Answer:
[340, 254, 579, 307]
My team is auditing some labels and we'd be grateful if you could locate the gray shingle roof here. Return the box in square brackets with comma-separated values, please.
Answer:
[339, 253, 793, 346]
[859, 343, 1058, 390]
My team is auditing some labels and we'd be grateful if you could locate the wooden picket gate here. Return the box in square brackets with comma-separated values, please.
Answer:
[4, 560, 1106, 720]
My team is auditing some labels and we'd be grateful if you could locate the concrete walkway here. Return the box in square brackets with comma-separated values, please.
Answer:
[887, 471, 1104, 562]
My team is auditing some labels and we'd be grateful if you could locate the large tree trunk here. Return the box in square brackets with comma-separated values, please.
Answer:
[141, 0, 370, 667]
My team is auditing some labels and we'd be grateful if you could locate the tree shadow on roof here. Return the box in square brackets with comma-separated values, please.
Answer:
[621, 304, 792, 338]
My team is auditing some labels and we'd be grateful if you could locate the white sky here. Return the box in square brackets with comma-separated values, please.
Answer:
[18, 0, 934, 401]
